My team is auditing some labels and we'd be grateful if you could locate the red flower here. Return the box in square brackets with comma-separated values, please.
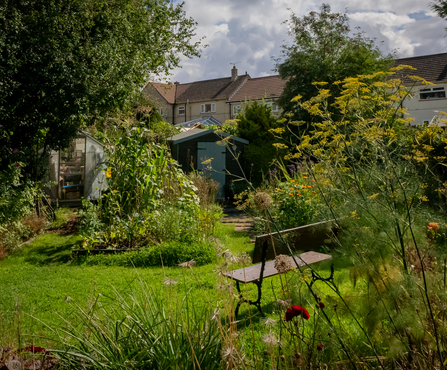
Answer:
[284, 305, 310, 321]
[13, 148, 18, 154]
[16, 163, 20, 167]
[24, 345, 45, 353]
[317, 344, 324, 351]
[319, 302, 325, 309]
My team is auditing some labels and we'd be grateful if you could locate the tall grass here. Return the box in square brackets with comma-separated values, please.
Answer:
[49, 283, 222, 369]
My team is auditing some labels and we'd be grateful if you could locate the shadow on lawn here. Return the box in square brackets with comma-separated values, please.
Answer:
[13, 234, 82, 265]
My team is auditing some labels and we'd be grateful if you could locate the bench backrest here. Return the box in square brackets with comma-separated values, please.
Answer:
[252, 220, 337, 263]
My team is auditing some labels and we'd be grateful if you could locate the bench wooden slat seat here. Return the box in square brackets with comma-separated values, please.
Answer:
[223, 220, 335, 318]
[222, 251, 331, 283]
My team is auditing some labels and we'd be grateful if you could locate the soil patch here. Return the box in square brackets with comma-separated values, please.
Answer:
[46, 215, 79, 235]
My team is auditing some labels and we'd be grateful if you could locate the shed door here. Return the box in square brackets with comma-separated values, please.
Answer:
[197, 142, 226, 199]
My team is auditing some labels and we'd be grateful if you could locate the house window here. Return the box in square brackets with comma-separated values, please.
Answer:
[178, 106, 185, 115]
[233, 105, 241, 116]
[201, 103, 216, 113]
[265, 101, 279, 112]
[420, 87, 446, 100]
[158, 109, 164, 116]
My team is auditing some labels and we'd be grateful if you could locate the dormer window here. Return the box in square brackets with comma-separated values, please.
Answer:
[420, 87, 446, 100]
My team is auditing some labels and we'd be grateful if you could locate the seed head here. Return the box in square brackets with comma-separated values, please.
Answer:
[274, 254, 292, 273]
[254, 192, 272, 211]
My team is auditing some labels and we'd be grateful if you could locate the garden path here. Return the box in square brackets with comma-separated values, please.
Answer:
[221, 208, 255, 242]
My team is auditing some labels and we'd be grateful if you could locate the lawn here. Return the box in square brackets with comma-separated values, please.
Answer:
[0, 221, 354, 355]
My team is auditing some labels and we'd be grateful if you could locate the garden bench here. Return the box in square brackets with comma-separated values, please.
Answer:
[222, 220, 335, 318]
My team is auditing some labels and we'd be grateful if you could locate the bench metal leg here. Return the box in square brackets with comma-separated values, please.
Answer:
[234, 280, 265, 319]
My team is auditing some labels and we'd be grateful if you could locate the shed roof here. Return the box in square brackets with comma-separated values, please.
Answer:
[167, 128, 249, 145]
[395, 53, 447, 84]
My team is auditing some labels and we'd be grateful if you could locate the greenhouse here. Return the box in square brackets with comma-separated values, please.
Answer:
[46, 131, 106, 204]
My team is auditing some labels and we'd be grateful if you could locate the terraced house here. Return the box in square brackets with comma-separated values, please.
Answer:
[396, 52, 447, 125]
[144, 53, 447, 127]
[143, 66, 286, 126]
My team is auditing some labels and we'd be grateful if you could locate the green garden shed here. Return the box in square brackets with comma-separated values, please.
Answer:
[166, 129, 248, 198]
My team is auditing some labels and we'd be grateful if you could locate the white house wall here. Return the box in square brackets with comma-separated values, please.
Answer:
[403, 82, 447, 125]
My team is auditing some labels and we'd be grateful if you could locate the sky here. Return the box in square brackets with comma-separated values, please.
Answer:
[169, 0, 447, 83]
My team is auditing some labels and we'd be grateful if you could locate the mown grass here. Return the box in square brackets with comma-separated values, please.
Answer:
[0, 221, 354, 355]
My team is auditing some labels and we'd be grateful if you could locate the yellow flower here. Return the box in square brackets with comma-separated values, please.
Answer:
[113, 190, 117, 193]
[291, 180, 295, 183]
[276, 188, 281, 191]
[303, 176, 309, 179]
[278, 200, 283, 203]
[289, 193, 293, 195]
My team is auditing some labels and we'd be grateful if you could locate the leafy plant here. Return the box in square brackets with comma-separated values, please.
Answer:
[50, 285, 222, 369]
[83, 240, 217, 267]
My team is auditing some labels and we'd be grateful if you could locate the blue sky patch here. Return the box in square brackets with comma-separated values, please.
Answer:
[408, 11, 431, 21]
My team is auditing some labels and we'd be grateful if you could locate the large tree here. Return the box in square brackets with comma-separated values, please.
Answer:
[276, 4, 394, 126]
[0, 0, 201, 180]
[431, 0, 447, 27]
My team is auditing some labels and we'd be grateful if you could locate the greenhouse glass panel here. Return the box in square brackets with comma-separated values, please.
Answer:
[85, 136, 106, 199]
[59, 137, 85, 200]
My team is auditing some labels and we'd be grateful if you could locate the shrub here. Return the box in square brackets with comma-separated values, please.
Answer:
[82, 240, 216, 267]
[235, 172, 323, 234]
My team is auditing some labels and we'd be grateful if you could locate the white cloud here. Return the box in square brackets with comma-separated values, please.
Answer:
[168, 1, 447, 83]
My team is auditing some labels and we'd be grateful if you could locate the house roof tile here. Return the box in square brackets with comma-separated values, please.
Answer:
[151, 83, 176, 104]
[175, 75, 249, 103]
[148, 73, 286, 105]
[228, 75, 286, 102]
[395, 53, 447, 84]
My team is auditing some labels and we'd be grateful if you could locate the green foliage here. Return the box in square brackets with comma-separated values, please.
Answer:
[220, 120, 240, 136]
[48, 208, 72, 230]
[83, 240, 217, 267]
[272, 69, 447, 367]
[431, 0, 447, 26]
[235, 100, 283, 183]
[276, 4, 394, 126]
[91, 92, 179, 144]
[102, 128, 198, 223]
[0, 162, 47, 252]
[234, 169, 323, 234]
[0, 163, 36, 225]
[51, 286, 221, 369]
[78, 199, 104, 239]
[79, 127, 222, 252]
[0, 0, 201, 180]
[236, 100, 278, 143]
